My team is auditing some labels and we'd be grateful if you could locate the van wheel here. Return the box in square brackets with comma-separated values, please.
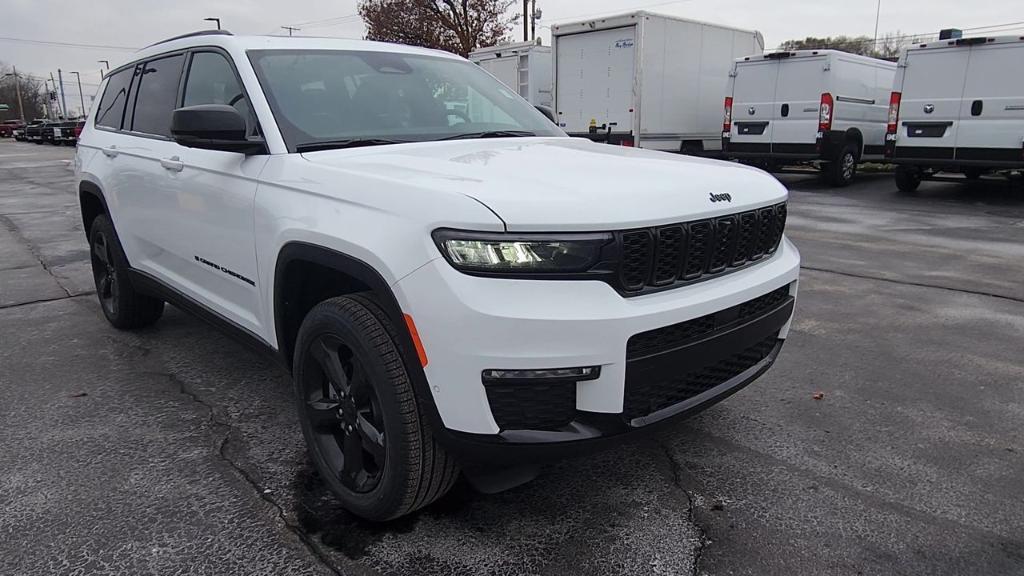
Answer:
[895, 166, 923, 193]
[826, 145, 858, 187]
[89, 215, 164, 329]
[963, 168, 984, 180]
[293, 296, 459, 521]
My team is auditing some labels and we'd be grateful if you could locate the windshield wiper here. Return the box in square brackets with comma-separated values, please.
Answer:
[439, 130, 536, 141]
[295, 138, 409, 152]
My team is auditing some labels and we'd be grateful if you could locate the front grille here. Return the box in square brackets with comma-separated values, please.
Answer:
[623, 334, 780, 420]
[617, 203, 787, 295]
[485, 381, 576, 431]
[627, 285, 792, 360]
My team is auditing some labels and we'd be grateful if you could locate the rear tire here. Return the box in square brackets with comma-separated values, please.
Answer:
[963, 167, 984, 180]
[895, 165, 923, 193]
[293, 295, 459, 521]
[825, 144, 858, 187]
[88, 215, 164, 329]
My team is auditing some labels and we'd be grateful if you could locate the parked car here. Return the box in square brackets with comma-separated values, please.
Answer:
[24, 119, 47, 143]
[40, 120, 62, 145]
[552, 11, 764, 153]
[723, 50, 897, 186]
[75, 31, 800, 521]
[53, 120, 85, 145]
[0, 119, 25, 138]
[469, 41, 552, 108]
[886, 35, 1024, 191]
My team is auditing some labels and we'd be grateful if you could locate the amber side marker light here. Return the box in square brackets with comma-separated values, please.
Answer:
[403, 314, 429, 367]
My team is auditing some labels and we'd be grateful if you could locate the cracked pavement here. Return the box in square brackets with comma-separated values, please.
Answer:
[1, 140, 1022, 575]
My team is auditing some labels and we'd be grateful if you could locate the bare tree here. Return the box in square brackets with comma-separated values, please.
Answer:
[0, 63, 47, 122]
[778, 31, 925, 61]
[359, 0, 516, 57]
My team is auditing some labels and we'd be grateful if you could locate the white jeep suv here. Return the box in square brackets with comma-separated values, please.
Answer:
[75, 31, 800, 521]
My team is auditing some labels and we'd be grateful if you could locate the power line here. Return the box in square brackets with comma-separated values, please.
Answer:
[0, 35, 137, 52]
[286, 13, 361, 29]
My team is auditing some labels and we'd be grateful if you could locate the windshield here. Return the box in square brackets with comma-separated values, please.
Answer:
[248, 49, 564, 152]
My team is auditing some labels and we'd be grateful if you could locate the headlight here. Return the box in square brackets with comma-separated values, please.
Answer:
[432, 229, 612, 274]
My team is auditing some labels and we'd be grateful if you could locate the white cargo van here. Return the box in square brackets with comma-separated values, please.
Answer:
[469, 41, 552, 108]
[723, 50, 896, 186]
[552, 11, 764, 152]
[886, 35, 1024, 191]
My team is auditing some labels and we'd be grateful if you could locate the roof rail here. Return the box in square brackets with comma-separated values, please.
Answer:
[144, 29, 233, 50]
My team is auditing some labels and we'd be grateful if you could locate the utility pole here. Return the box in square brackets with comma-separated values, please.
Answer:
[70, 72, 86, 118]
[58, 69, 68, 120]
[11, 67, 25, 122]
[281, 26, 300, 36]
[49, 73, 63, 120]
[531, 0, 537, 42]
[523, 0, 529, 41]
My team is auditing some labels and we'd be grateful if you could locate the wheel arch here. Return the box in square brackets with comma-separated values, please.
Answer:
[78, 181, 110, 238]
[273, 241, 449, 438]
[844, 128, 864, 159]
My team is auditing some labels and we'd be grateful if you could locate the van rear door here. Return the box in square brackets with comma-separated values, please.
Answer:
[771, 55, 827, 148]
[555, 26, 637, 137]
[896, 46, 970, 160]
[729, 59, 778, 151]
[956, 40, 1024, 162]
[478, 55, 520, 95]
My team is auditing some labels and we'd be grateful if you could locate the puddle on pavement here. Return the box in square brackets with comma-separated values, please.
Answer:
[291, 458, 476, 559]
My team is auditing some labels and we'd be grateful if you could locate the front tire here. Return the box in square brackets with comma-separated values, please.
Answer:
[88, 215, 164, 329]
[895, 165, 923, 193]
[293, 296, 459, 521]
[825, 144, 858, 187]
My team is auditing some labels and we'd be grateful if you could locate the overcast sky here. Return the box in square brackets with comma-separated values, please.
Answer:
[2, 0, 1020, 116]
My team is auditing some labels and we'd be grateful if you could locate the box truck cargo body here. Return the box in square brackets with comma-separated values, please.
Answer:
[886, 35, 1024, 191]
[723, 50, 896, 186]
[552, 11, 764, 152]
[469, 42, 553, 108]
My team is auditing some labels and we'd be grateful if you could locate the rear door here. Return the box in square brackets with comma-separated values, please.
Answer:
[555, 26, 636, 134]
[729, 59, 778, 148]
[956, 41, 1024, 161]
[771, 56, 827, 146]
[896, 46, 970, 160]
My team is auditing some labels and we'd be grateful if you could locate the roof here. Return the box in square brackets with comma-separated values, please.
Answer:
[905, 34, 1024, 52]
[738, 49, 897, 67]
[116, 33, 462, 73]
[551, 10, 760, 38]
[470, 40, 549, 58]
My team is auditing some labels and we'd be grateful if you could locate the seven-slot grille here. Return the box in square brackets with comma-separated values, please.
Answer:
[617, 203, 787, 294]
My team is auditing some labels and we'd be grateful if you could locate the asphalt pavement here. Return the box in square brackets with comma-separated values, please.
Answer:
[1, 139, 1021, 576]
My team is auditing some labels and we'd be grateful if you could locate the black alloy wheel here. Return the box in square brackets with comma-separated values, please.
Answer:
[301, 333, 387, 494]
[91, 228, 120, 318]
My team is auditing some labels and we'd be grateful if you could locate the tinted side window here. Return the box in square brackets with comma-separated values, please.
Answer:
[95, 68, 134, 129]
[183, 51, 254, 132]
[129, 54, 185, 137]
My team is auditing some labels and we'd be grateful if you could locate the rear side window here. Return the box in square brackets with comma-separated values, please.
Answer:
[129, 54, 185, 137]
[183, 51, 255, 133]
[95, 68, 134, 129]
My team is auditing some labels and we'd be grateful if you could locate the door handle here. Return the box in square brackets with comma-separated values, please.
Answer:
[160, 156, 184, 172]
[102, 145, 118, 158]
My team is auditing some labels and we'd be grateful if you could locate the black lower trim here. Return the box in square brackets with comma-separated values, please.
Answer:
[892, 146, 1024, 168]
[864, 145, 885, 156]
[127, 268, 289, 370]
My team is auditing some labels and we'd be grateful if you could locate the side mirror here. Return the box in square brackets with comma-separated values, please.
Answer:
[171, 105, 265, 154]
[534, 105, 557, 125]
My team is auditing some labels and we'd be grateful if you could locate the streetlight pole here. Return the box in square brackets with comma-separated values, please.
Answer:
[70, 72, 86, 119]
[204, 17, 221, 30]
[873, 0, 882, 49]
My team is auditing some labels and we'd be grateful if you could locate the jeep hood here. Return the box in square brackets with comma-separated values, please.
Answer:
[301, 137, 787, 231]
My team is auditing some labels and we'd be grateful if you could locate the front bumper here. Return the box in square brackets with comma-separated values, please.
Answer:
[394, 237, 800, 457]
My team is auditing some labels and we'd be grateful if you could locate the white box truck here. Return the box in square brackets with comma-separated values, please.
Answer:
[723, 50, 896, 186]
[886, 35, 1024, 192]
[469, 41, 553, 108]
[552, 11, 764, 153]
